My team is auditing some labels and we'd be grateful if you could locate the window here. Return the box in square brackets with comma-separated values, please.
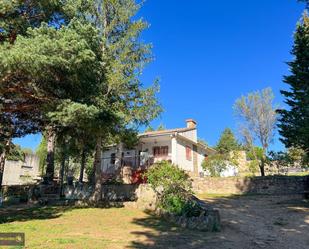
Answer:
[186, 146, 192, 161]
[161, 146, 168, 156]
[153, 147, 160, 157]
[153, 146, 168, 157]
[21, 165, 33, 169]
[110, 153, 116, 164]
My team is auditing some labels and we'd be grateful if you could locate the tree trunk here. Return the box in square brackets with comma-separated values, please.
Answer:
[59, 152, 66, 198]
[0, 151, 6, 189]
[260, 157, 265, 176]
[90, 136, 102, 203]
[79, 147, 86, 183]
[45, 127, 56, 181]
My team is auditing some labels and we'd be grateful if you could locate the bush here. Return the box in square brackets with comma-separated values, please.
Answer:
[202, 154, 228, 177]
[146, 161, 201, 216]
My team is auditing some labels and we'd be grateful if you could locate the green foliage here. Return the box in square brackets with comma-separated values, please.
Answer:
[7, 144, 25, 161]
[247, 160, 260, 175]
[202, 128, 240, 177]
[278, 12, 309, 155]
[287, 147, 309, 167]
[246, 146, 264, 161]
[157, 124, 166, 131]
[1, 0, 162, 181]
[268, 147, 309, 171]
[202, 154, 229, 177]
[119, 129, 139, 149]
[145, 126, 154, 132]
[146, 161, 191, 191]
[35, 136, 48, 175]
[245, 146, 264, 174]
[146, 161, 200, 216]
[215, 128, 241, 154]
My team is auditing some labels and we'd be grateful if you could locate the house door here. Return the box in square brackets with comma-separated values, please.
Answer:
[192, 145, 198, 176]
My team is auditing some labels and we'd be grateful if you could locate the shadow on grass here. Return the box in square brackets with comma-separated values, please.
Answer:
[128, 214, 225, 249]
[0, 205, 76, 224]
[128, 193, 309, 249]
[0, 201, 125, 224]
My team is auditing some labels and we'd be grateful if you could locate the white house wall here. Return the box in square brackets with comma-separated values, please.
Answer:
[179, 129, 197, 142]
[102, 147, 116, 173]
[102, 147, 138, 173]
[175, 139, 194, 172]
[2, 154, 40, 186]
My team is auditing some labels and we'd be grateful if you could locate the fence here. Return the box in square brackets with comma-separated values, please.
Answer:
[101, 155, 172, 183]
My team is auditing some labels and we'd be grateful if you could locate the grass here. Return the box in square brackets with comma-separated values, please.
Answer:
[0, 206, 144, 248]
[287, 171, 309, 176]
[0, 205, 212, 249]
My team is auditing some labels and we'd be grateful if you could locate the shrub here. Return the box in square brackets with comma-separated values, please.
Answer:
[146, 161, 201, 216]
[202, 154, 229, 177]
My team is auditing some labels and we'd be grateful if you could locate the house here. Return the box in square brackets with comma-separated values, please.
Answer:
[2, 154, 40, 186]
[101, 119, 216, 180]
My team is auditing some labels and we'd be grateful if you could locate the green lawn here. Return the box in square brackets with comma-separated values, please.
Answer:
[287, 171, 309, 176]
[0, 205, 212, 249]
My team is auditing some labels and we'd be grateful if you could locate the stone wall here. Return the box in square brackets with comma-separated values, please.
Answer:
[192, 176, 309, 195]
[64, 184, 139, 201]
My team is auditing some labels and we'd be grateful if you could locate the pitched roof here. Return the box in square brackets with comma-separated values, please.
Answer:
[139, 127, 196, 137]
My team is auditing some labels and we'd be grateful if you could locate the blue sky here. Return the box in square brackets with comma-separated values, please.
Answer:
[14, 0, 306, 152]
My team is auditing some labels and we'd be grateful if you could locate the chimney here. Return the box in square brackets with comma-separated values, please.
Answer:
[186, 119, 197, 129]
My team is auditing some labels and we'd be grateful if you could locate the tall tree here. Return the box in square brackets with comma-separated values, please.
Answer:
[82, 0, 161, 201]
[278, 12, 309, 156]
[234, 88, 278, 176]
[1, 1, 161, 193]
[0, 2, 104, 180]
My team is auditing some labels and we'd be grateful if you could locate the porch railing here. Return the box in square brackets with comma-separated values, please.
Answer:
[101, 155, 172, 181]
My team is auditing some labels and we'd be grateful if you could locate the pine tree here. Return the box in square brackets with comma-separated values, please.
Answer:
[215, 128, 241, 154]
[157, 124, 166, 131]
[278, 12, 309, 155]
[0, 1, 161, 190]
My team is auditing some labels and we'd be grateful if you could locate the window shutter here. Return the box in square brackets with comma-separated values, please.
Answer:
[186, 146, 192, 161]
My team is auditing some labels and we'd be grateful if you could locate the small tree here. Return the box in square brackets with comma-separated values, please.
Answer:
[202, 128, 241, 177]
[246, 147, 266, 175]
[145, 126, 155, 132]
[234, 88, 278, 176]
[215, 128, 241, 154]
[157, 124, 166, 131]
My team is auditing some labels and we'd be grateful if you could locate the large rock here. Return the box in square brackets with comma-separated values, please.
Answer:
[125, 184, 158, 211]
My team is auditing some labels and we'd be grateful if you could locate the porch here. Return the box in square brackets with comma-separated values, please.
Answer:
[101, 154, 172, 183]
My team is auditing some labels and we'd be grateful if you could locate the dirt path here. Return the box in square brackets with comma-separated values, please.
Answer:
[200, 194, 309, 249]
